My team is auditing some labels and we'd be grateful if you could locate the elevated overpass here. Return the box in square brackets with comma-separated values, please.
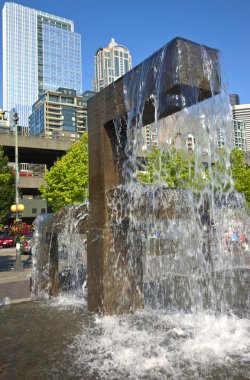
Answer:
[0, 131, 75, 220]
[0, 131, 74, 168]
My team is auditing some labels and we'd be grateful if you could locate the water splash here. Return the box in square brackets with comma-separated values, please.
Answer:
[72, 309, 250, 380]
[0, 296, 11, 305]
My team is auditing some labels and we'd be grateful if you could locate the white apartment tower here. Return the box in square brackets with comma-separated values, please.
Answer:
[142, 125, 158, 150]
[93, 38, 132, 92]
[233, 120, 246, 151]
[232, 104, 250, 152]
[2, 2, 82, 127]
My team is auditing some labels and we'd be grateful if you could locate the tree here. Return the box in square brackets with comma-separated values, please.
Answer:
[230, 148, 250, 207]
[138, 146, 250, 208]
[0, 146, 15, 224]
[40, 133, 89, 212]
[137, 146, 206, 191]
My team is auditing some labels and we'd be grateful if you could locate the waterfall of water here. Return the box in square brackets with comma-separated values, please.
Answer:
[31, 204, 88, 300]
[31, 213, 57, 299]
[108, 39, 250, 314]
[57, 204, 87, 297]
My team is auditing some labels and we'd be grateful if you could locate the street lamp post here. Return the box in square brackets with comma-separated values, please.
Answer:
[10, 110, 24, 271]
[13, 111, 20, 218]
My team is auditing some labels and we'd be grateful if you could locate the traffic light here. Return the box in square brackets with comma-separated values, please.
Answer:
[10, 109, 19, 125]
[12, 112, 19, 123]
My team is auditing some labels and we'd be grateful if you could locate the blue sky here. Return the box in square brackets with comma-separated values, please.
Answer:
[0, 0, 249, 104]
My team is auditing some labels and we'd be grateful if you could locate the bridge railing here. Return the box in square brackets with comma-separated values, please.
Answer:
[9, 162, 47, 178]
[0, 128, 81, 142]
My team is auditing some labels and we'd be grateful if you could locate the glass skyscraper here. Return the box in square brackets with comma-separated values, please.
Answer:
[2, 2, 82, 127]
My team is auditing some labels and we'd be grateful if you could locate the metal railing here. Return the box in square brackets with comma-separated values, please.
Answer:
[0, 128, 81, 142]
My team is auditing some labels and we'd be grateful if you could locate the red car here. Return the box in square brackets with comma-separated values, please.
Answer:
[0, 235, 16, 248]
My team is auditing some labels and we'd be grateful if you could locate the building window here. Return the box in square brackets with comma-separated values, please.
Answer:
[115, 57, 119, 77]
[32, 208, 37, 214]
[124, 60, 129, 72]
[41, 208, 46, 214]
[49, 95, 59, 102]
[62, 97, 74, 104]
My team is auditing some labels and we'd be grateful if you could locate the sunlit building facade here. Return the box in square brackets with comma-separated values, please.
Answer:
[232, 104, 250, 152]
[217, 120, 246, 151]
[2, 2, 82, 128]
[141, 125, 158, 150]
[93, 38, 132, 92]
[233, 120, 246, 151]
[29, 88, 95, 140]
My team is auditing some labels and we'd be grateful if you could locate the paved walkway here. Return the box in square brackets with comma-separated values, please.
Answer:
[0, 247, 32, 304]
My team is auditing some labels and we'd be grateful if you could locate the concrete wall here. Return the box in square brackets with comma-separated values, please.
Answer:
[19, 176, 46, 189]
[20, 197, 47, 219]
[0, 133, 72, 150]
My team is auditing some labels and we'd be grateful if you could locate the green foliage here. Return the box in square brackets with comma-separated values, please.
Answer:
[205, 148, 232, 192]
[230, 148, 250, 207]
[40, 133, 89, 212]
[137, 146, 206, 191]
[138, 146, 250, 208]
[0, 146, 15, 224]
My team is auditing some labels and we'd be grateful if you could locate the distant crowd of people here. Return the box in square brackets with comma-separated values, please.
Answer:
[139, 224, 249, 256]
[223, 229, 249, 253]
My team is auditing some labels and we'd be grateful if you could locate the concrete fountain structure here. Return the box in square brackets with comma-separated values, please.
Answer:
[87, 37, 221, 314]
[31, 37, 249, 319]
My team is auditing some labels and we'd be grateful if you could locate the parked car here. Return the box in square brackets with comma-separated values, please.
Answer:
[20, 237, 32, 254]
[0, 235, 16, 248]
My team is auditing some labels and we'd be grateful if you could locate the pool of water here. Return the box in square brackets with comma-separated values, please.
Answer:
[0, 295, 249, 380]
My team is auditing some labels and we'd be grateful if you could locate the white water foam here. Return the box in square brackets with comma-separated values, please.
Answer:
[72, 310, 250, 379]
[43, 286, 87, 310]
[0, 296, 11, 305]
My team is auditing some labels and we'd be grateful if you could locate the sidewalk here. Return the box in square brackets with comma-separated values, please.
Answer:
[0, 247, 32, 304]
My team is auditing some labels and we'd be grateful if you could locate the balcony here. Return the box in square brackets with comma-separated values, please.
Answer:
[46, 105, 62, 111]
[47, 109, 62, 115]
[47, 114, 63, 121]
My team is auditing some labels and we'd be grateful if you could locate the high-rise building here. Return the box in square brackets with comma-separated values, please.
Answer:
[29, 88, 95, 140]
[142, 125, 158, 150]
[2, 2, 82, 127]
[233, 120, 246, 151]
[232, 104, 250, 152]
[93, 38, 132, 92]
[217, 121, 246, 151]
[229, 94, 240, 107]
